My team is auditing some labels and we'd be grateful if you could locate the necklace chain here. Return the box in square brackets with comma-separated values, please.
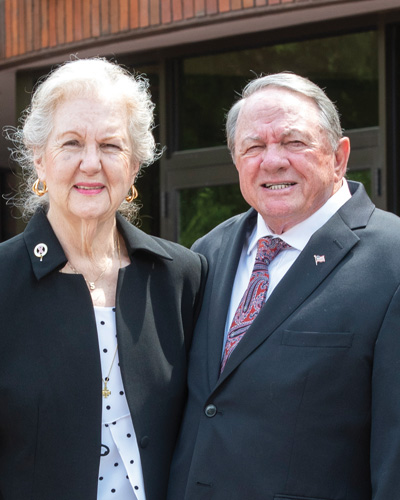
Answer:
[67, 261, 106, 290]
[101, 344, 119, 398]
[101, 236, 121, 398]
[67, 232, 122, 291]
[65, 232, 123, 398]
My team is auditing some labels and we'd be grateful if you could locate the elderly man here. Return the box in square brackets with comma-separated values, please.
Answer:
[168, 73, 400, 500]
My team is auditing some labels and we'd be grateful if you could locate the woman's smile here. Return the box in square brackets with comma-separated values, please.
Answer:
[74, 182, 105, 195]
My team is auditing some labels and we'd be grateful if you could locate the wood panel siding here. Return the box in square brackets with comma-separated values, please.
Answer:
[0, 0, 355, 63]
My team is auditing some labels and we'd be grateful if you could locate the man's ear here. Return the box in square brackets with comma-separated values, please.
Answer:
[334, 137, 351, 183]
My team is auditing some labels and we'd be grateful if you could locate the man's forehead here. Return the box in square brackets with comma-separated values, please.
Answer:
[242, 87, 317, 118]
[246, 85, 315, 102]
[237, 89, 322, 132]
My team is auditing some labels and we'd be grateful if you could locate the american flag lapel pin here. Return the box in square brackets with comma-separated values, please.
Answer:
[314, 255, 325, 265]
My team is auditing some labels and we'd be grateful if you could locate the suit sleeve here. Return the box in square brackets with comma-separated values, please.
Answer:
[370, 283, 400, 498]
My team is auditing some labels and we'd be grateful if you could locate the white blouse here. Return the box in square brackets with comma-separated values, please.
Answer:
[94, 306, 146, 500]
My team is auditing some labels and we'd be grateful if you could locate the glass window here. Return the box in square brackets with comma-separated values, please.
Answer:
[346, 170, 372, 197]
[178, 31, 378, 150]
[0, 169, 24, 242]
[179, 184, 249, 248]
[128, 65, 161, 236]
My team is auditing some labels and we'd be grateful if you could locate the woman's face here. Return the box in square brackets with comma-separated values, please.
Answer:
[35, 96, 138, 226]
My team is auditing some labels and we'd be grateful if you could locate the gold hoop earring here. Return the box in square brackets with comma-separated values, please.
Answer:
[32, 179, 48, 197]
[125, 185, 138, 202]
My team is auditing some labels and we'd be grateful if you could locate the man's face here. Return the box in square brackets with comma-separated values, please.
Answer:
[234, 87, 350, 234]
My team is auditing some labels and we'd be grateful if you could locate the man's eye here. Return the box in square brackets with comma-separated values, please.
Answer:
[247, 145, 263, 152]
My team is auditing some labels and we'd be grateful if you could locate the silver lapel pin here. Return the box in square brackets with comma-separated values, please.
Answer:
[34, 243, 48, 262]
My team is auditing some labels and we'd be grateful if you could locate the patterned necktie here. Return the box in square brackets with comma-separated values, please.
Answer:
[220, 236, 289, 373]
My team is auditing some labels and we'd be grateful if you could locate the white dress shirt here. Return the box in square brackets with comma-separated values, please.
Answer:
[223, 180, 352, 350]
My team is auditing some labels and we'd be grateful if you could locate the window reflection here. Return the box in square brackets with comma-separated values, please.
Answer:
[178, 31, 378, 150]
[179, 185, 249, 247]
[130, 65, 161, 236]
[346, 170, 372, 197]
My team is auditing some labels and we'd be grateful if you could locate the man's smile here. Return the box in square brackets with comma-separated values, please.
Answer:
[263, 182, 296, 190]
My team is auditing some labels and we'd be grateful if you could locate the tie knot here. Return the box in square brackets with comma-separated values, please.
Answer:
[256, 236, 289, 265]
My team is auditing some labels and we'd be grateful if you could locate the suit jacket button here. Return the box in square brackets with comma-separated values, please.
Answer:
[205, 404, 217, 417]
[140, 436, 150, 448]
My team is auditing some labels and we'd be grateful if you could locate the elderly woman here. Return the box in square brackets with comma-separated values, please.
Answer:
[0, 58, 206, 500]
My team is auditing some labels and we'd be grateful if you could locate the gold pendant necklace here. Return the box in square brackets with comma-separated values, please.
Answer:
[102, 344, 118, 398]
[65, 232, 123, 398]
[101, 234, 122, 398]
[66, 231, 122, 291]
[68, 261, 107, 290]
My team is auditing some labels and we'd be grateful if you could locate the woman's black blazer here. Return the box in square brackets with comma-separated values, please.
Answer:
[0, 209, 206, 500]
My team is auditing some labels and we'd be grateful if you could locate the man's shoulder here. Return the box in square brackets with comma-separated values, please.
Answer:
[372, 206, 400, 223]
[192, 209, 255, 254]
[366, 206, 400, 240]
[340, 181, 400, 237]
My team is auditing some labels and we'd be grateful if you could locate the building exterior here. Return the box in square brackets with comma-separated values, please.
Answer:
[1, 0, 400, 245]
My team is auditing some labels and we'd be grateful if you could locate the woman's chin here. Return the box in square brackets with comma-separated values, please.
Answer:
[49, 205, 116, 226]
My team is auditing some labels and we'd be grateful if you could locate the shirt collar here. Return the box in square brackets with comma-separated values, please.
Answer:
[25, 209, 173, 281]
[248, 179, 352, 254]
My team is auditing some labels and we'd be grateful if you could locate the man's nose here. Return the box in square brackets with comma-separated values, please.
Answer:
[260, 144, 289, 170]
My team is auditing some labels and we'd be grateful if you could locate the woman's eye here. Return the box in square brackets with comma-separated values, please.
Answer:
[63, 140, 79, 147]
[101, 143, 120, 150]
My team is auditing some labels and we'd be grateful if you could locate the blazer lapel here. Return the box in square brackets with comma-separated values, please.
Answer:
[217, 183, 374, 385]
[114, 216, 174, 434]
[206, 210, 256, 387]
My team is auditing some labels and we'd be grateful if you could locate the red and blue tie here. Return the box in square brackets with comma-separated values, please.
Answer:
[220, 236, 289, 373]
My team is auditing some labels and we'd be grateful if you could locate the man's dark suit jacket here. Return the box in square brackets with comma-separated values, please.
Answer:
[0, 210, 206, 500]
[168, 181, 400, 500]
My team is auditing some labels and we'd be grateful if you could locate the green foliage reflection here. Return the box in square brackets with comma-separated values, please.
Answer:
[179, 185, 249, 248]
[346, 170, 372, 197]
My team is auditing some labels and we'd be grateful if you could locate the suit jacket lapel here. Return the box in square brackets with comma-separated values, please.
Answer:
[206, 210, 256, 387]
[217, 182, 374, 385]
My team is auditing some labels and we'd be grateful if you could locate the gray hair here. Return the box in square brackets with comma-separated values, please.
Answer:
[226, 72, 343, 161]
[6, 57, 161, 220]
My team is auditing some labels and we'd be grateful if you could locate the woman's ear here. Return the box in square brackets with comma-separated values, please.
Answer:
[130, 162, 140, 185]
[33, 149, 46, 180]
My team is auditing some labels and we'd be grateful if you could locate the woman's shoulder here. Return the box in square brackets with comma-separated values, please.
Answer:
[119, 215, 204, 267]
[151, 235, 201, 259]
[0, 232, 31, 283]
[0, 231, 26, 257]
[137, 232, 206, 277]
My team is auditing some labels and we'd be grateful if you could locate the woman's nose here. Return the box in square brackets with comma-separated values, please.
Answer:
[80, 145, 101, 174]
